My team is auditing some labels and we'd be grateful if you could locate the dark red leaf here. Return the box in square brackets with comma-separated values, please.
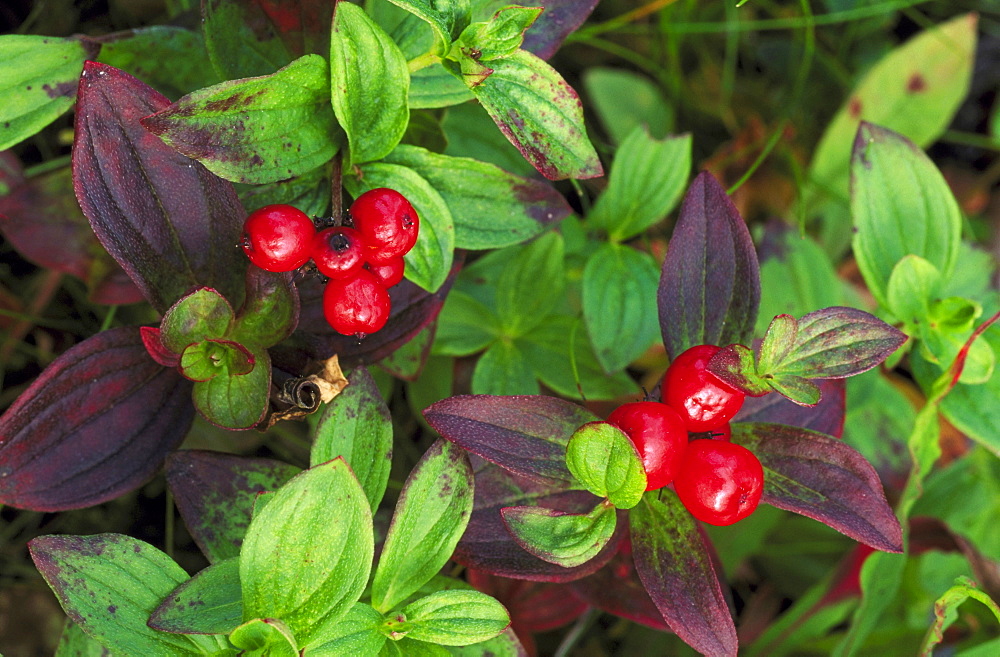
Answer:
[271, 258, 460, 373]
[522, 0, 601, 60]
[0, 161, 143, 305]
[0, 327, 194, 511]
[165, 450, 301, 563]
[73, 61, 247, 314]
[733, 422, 903, 553]
[467, 569, 588, 634]
[630, 492, 738, 657]
[734, 379, 846, 438]
[140, 326, 181, 368]
[568, 535, 670, 631]
[424, 395, 598, 485]
[453, 458, 623, 582]
[658, 172, 760, 361]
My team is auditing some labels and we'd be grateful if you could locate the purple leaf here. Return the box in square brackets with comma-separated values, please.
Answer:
[522, 0, 601, 60]
[72, 61, 247, 313]
[734, 379, 846, 438]
[165, 450, 301, 563]
[658, 172, 760, 361]
[453, 458, 623, 582]
[423, 395, 598, 484]
[0, 161, 143, 305]
[272, 260, 459, 372]
[631, 492, 738, 657]
[733, 422, 903, 552]
[0, 327, 193, 511]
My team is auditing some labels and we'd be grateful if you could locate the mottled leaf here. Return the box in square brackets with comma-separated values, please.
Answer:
[165, 450, 301, 563]
[734, 378, 846, 438]
[73, 61, 247, 313]
[149, 557, 242, 635]
[423, 394, 597, 484]
[733, 423, 903, 552]
[630, 492, 738, 657]
[501, 503, 617, 568]
[0, 328, 193, 511]
[658, 172, 760, 361]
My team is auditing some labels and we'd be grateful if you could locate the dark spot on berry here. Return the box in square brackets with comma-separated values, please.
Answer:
[906, 73, 926, 93]
[848, 97, 862, 119]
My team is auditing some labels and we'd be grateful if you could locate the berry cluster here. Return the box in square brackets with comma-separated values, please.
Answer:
[596, 344, 763, 526]
[239, 188, 419, 337]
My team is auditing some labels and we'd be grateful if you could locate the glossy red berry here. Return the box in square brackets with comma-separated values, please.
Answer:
[322, 269, 391, 336]
[349, 188, 419, 263]
[312, 226, 367, 279]
[662, 344, 745, 432]
[241, 204, 316, 272]
[365, 256, 405, 288]
[607, 401, 689, 491]
[673, 439, 763, 526]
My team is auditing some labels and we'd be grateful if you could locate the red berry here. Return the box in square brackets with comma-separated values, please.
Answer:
[312, 226, 367, 279]
[662, 344, 745, 432]
[366, 256, 405, 288]
[241, 204, 315, 272]
[673, 439, 763, 526]
[349, 188, 419, 263]
[607, 401, 688, 491]
[322, 269, 391, 336]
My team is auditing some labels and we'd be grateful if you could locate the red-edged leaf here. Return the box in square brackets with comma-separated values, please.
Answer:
[272, 260, 459, 372]
[139, 326, 181, 368]
[424, 395, 598, 484]
[453, 458, 623, 582]
[734, 379, 846, 438]
[630, 491, 738, 657]
[165, 450, 301, 563]
[0, 327, 193, 511]
[73, 61, 247, 313]
[568, 536, 670, 631]
[521, 0, 601, 60]
[658, 172, 760, 361]
[0, 162, 143, 305]
[732, 422, 903, 552]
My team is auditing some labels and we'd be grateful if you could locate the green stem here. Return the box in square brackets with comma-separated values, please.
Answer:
[407, 51, 440, 74]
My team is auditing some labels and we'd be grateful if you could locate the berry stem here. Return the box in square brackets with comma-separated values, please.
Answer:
[330, 150, 344, 227]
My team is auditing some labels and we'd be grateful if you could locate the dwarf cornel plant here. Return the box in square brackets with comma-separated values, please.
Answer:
[2, 1, 1000, 656]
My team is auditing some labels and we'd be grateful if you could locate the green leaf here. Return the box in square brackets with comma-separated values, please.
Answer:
[581, 67, 673, 145]
[191, 346, 271, 429]
[455, 5, 542, 61]
[582, 243, 660, 373]
[202, 1, 293, 79]
[886, 255, 942, 325]
[239, 162, 332, 217]
[229, 618, 298, 656]
[410, 63, 475, 108]
[520, 316, 640, 400]
[345, 163, 455, 293]
[331, 3, 410, 165]
[0, 34, 98, 150]
[471, 340, 539, 395]
[809, 13, 977, 201]
[149, 557, 243, 636]
[387, 0, 471, 55]
[435, 290, 502, 356]
[141, 54, 338, 185]
[180, 339, 254, 382]
[380, 145, 569, 250]
[240, 459, 374, 647]
[55, 621, 113, 657]
[311, 367, 394, 511]
[443, 628, 526, 656]
[919, 576, 1000, 656]
[230, 268, 300, 348]
[460, 49, 603, 180]
[308, 602, 387, 656]
[372, 439, 474, 613]
[442, 102, 536, 177]
[96, 26, 219, 99]
[388, 590, 510, 646]
[29, 534, 221, 655]
[767, 374, 822, 406]
[496, 232, 565, 336]
[586, 128, 691, 241]
[565, 422, 646, 508]
[160, 287, 235, 354]
[501, 502, 617, 568]
[851, 122, 963, 308]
